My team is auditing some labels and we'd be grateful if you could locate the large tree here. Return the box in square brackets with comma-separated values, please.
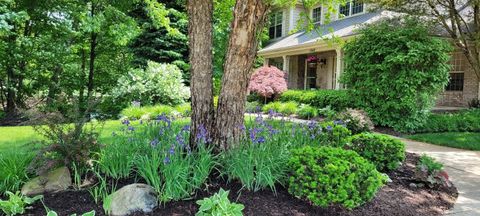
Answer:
[188, 0, 343, 149]
[187, 0, 215, 145]
[368, 0, 480, 82]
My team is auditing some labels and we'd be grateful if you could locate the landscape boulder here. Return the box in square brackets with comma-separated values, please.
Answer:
[21, 167, 72, 196]
[108, 183, 158, 216]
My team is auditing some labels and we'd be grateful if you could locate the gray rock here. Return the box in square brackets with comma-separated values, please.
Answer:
[108, 184, 158, 216]
[409, 183, 417, 188]
[21, 167, 72, 196]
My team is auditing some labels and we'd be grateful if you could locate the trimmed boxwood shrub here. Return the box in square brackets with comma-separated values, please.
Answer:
[341, 18, 452, 132]
[288, 146, 385, 209]
[347, 133, 406, 172]
[279, 90, 352, 111]
[414, 109, 480, 133]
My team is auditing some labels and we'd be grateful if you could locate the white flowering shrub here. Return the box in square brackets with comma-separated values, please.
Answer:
[113, 61, 190, 105]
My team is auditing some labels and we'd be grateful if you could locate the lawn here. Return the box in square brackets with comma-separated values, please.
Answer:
[407, 132, 480, 151]
[0, 120, 125, 153]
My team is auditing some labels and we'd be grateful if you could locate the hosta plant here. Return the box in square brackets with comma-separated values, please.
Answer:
[0, 191, 43, 216]
[196, 189, 244, 216]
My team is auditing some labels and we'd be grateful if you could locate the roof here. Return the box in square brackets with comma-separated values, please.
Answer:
[258, 11, 398, 55]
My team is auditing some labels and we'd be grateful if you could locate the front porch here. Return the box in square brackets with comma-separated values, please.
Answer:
[264, 48, 344, 90]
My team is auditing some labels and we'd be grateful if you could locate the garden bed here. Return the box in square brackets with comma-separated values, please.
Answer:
[23, 153, 457, 216]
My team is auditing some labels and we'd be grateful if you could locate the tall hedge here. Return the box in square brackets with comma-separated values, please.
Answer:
[341, 18, 452, 132]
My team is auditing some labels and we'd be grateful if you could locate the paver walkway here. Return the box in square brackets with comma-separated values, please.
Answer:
[394, 137, 480, 216]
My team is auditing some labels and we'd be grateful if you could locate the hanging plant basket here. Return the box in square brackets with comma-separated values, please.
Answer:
[308, 62, 317, 68]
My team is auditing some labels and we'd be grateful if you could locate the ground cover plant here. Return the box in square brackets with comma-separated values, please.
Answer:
[341, 18, 452, 132]
[120, 103, 191, 120]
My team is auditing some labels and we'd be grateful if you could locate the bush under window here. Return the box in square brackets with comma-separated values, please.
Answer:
[341, 18, 452, 132]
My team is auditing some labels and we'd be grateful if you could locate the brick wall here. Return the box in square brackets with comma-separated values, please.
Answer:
[436, 51, 479, 107]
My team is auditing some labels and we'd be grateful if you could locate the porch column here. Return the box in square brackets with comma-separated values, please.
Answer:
[283, 55, 290, 85]
[263, 58, 269, 67]
[335, 48, 343, 89]
[282, 56, 290, 73]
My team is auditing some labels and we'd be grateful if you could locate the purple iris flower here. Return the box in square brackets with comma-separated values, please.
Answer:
[122, 119, 130, 125]
[268, 109, 275, 118]
[196, 125, 209, 142]
[326, 125, 333, 131]
[164, 156, 171, 165]
[156, 114, 171, 127]
[256, 136, 266, 144]
[169, 146, 175, 155]
[128, 126, 135, 131]
[150, 138, 159, 147]
[181, 125, 191, 132]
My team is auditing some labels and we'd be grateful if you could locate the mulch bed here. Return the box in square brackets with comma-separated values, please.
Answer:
[23, 153, 458, 216]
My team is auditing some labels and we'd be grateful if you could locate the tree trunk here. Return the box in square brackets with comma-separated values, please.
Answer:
[87, 3, 97, 100]
[214, 0, 270, 150]
[187, 0, 215, 146]
[5, 66, 16, 116]
[46, 65, 62, 107]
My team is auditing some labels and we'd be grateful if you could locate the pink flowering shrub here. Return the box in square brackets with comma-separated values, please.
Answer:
[248, 66, 288, 100]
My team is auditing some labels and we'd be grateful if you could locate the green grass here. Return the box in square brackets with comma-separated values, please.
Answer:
[407, 132, 480, 151]
[0, 120, 126, 153]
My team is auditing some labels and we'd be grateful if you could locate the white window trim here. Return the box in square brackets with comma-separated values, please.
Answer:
[310, 6, 323, 24]
[269, 11, 284, 39]
[337, 1, 365, 20]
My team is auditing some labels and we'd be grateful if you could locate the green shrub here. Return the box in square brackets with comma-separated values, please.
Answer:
[278, 101, 298, 115]
[245, 101, 262, 113]
[414, 109, 480, 133]
[288, 146, 385, 209]
[174, 103, 191, 117]
[333, 109, 374, 134]
[196, 189, 244, 216]
[112, 62, 190, 106]
[262, 102, 282, 113]
[0, 191, 43, 216]
[347, 133, 406, 171]
[120, 105, 176, 120]
[279, 90, 351, 111]
[317, 121, 352, 147]
[341, 18, 452, 132]
[296, 104, 318, 119]
[30, 113, 102, 175]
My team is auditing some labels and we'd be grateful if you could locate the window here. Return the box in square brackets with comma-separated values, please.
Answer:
[339, 1, 364, 18]
[446, 73, 464, 91]
[312, 7, 322, 23]
[269, 11, 283, 39]
[446, 52, 466, 91]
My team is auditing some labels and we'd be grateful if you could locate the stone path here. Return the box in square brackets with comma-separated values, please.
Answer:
[394, 137, 480, 216]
